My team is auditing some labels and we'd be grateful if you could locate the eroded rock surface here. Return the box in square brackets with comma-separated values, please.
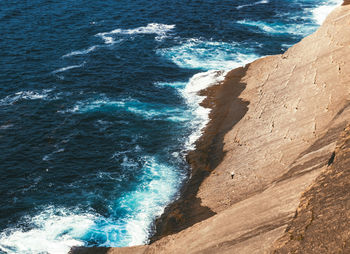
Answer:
[273, 125, 350, 254]
[71, 3, 350, 254]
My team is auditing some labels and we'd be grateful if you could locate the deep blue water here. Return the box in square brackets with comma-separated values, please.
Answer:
[0, 0, 341, 253]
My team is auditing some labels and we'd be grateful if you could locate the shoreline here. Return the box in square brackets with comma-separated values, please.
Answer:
[150, 0, 346, 242]
[150, 0, 348, 242]
[151, 65, 250, 241]
[71, 0, 350, 253]
[146, 0, 350, 249]
[70, 65, 252, 254]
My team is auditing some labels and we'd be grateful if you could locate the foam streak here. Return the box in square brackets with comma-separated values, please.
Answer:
[52, 62, 86, 74]
[62, 46, 99, 58]
[236, 0, 269, 10]
[96, 23, 175, 44]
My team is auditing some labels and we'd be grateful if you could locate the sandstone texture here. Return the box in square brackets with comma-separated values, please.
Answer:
[273, 125, 350, 253]
[71, 3, 350, 254]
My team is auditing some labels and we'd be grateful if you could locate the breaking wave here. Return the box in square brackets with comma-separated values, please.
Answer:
[96, 23, 175, 44]
[312, 0, 343, 24]
[157, 38, 258, 70]
[0, 89, 54, 106]
[52, 62, 86, 74]
[0, 154, 184, 253]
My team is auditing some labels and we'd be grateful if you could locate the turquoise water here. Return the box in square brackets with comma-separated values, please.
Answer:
[0, 0, 341, 253]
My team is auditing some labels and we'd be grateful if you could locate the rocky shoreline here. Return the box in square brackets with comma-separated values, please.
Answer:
[71, 2, 350, 253]
[150, 66, 250, 241]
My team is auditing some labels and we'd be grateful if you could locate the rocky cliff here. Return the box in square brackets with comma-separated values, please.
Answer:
[273, 124, 350, 253]
[71, 2, 350, 254]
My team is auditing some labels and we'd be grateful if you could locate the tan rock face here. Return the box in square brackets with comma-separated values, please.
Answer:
[199, 5, 350, 213]
[273, 125, 350, 253]
[71, 3, 350, 254]
[148, 4, 350, 253]
[151, 66, 250, 240]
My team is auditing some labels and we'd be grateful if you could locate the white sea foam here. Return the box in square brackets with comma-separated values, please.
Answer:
[157, 38, 258, 70]
[97, 33, 116, 44]
[52, 62, 86, 74]
[62, 46, 99, 58]
[237, 0, 342, 37]
[115, 156, 183, 246]
[0, 154, 185, 251]
[96, 23, 175, 44]
[312, 0, 342, 25]
[237, 20, 316, 36]
[157, 37, 257, 147]
[236, 0, 269, 10]
[182, 70, 227, 149]
[158, 71, 228, 150]
[184, 70, 227, 95]
[158, 36, 257, 148]
[0, 207, 95, 254]
[0, 89, 53, 106]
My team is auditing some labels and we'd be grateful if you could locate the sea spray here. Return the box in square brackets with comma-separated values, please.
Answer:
[312, 0, 343, 24]
[157, 39, 258, 70]
[181, 70, 228, 149]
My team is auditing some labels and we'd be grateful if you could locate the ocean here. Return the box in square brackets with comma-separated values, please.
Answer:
[0, 0, 342, 253]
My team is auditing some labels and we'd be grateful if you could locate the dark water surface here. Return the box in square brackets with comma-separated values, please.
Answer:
[0, 0, 341, 253]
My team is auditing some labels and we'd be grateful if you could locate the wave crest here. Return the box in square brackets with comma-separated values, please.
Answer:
[236, 0, 269, 10]
[96, 23, 175, 44]
[0, 89, 54, 106]
[157, 38, 258, 70]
